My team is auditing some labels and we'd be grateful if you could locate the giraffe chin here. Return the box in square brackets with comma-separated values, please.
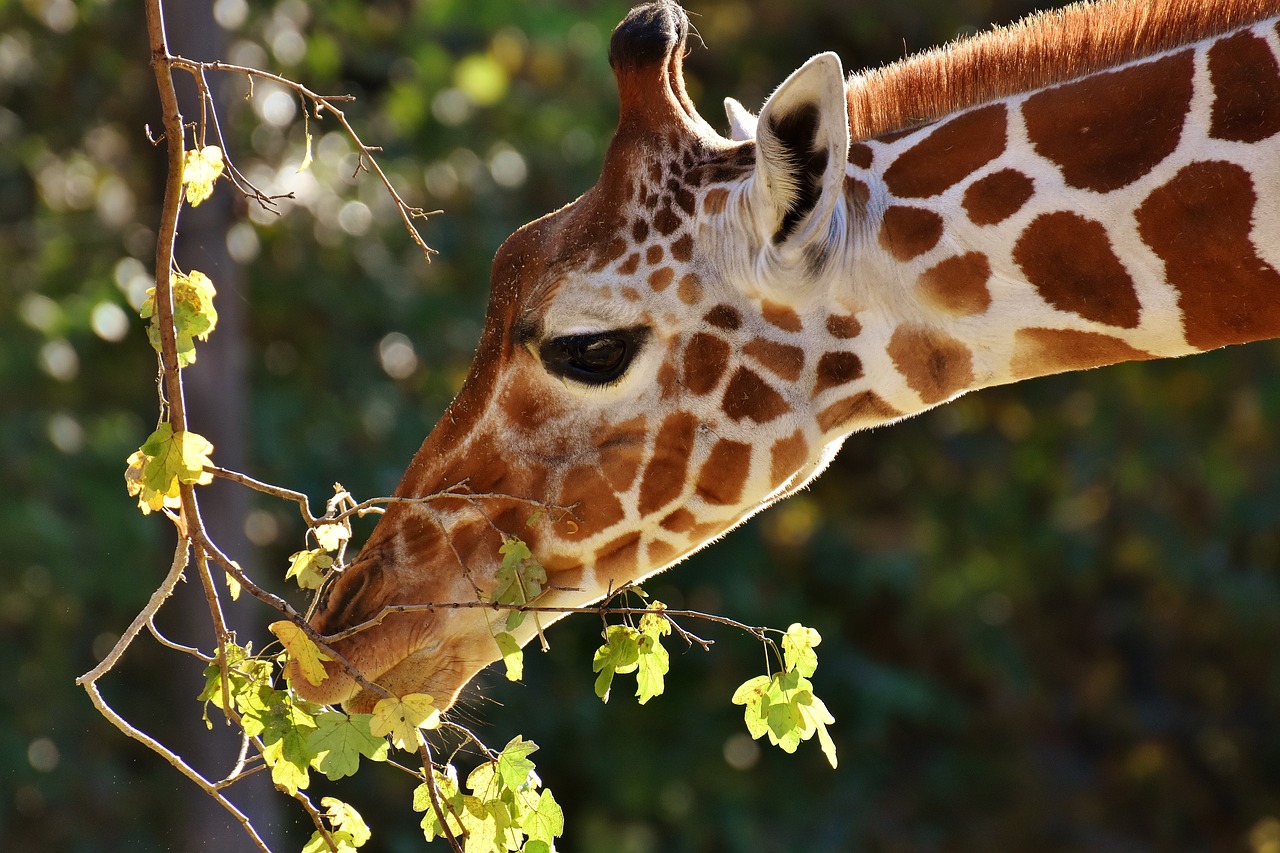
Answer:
[337, 644, 482, 715]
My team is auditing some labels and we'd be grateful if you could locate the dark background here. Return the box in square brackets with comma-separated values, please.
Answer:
[6, 0, 1280, 850]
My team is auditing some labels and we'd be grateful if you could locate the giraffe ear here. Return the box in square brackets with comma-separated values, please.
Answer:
[752, 52, 849, 249]
[724, 97, 757, 141]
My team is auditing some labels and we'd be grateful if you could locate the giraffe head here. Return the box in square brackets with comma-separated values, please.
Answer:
[297, 1, 862, 712]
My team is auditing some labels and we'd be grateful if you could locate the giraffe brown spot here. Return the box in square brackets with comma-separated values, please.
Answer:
[1014, 211, 1141, 328]
[825, 314, 861, 339]
[813, 351, 863, 395]
[594, 531, 642, 580]
[632, 218, 649, 243]
[638, 412, 698, 516]
[694, 439, 753, 505]
[848, 142, 873, 168]
[682, 333, 731, 395]
[879, 206, 944, 261]
[660, 507, 697, 533]
[816, 391, 902, 432]
[722, 367, 791, 423]
[559, 465, 626, 533]
[962, 169, 1034, 226]
[743, 338, 805, 381]
[597, 415, 647, 492]
[671, 233, 693, 262]
[677, 272, 703, 305]
[648, 267, 675, 291]
[883, 103, 1007, 199]
[621, 286, 640, 302]
[769, 430, 809, 488]
[704, 304, 742, 330]
[647, 540, 678, 566]
[674, 186, 696, 216]
[887, 324, 976, 405]
[918, 252, 992, 316]
[1022, 51, 1193, 193]
[656, 360, 680, 400]
[703, 188, 729, 214]
[646, 244, 664, 265]
[648, 162, 663, 182]
[1010, 328, 1154, 379]
[762, 300, 803, 332]
[1136, 160, 1280, 350]
[845, 176, 870, 209]
[1209, 31, 1280, 144]
[618, 253, 640, 275]
[654, 204, 681, 235]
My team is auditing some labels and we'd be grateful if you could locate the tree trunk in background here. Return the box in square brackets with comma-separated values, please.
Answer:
[163, 2, 286, 848]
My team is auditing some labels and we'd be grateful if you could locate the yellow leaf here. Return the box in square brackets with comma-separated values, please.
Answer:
[314, 522, 350, 553]
[270, 620, 332, 687]
[182, 145, 225, 206]
[369, 693, 440, 751]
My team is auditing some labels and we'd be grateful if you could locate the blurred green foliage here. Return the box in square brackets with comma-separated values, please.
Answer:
[7, 0, 1280, 850]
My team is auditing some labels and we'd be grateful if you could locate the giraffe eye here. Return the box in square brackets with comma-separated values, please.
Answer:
[539, 327, 649, 385]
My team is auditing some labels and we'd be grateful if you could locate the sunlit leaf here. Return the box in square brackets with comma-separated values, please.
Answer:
[314, 521, 350, 552]
[591, 624, 640, 702]
[321, 797, 371, 846]
[494, 631, 523, 682]
[139, 270, 218, 367]
[270, 620, 331, 687]
[286, 548, 333, 590]
[782, 623, 821, 678]
[124, 422, 214, 514]
[182, 145, 224, 206]
[369, 693, 440, 751]
[497, 736, 539, 791]
[307, 712, 388, 780]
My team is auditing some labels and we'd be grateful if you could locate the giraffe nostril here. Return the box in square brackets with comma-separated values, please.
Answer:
[312, 560, 385, 637]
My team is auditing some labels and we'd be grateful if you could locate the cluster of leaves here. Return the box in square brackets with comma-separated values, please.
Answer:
[414, 737, 563, 853]
[490, 536, 547, 683]
[732, 624, 837, 768]
[592, 603, 671, 704]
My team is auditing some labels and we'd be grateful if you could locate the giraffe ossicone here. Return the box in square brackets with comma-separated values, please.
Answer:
[295, 0, 1280, 712]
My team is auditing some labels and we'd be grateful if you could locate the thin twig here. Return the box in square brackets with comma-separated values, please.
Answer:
[166, 54, 441, 260]
[418, 739, 465, 852]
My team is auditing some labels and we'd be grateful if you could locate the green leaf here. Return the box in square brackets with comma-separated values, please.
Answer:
[493, 631, 523, 682]
[124, 422, 214, 514]
[369, 693, 440, 751]
[635, 632, 670, 704]
[521, 789, 564, 846]
[302, 830, 359, 853]
[492, 537, 547, 631]
[262, 724, 314, 795]
[591, 625, 640, 702]
[320, 797, 371, 846]
[286, 549, 333, 590]
[782, 623, 821, 678]
[732, 674, 774, 739]
[307, 712, 389, 780]
[497, 736, 539, 791]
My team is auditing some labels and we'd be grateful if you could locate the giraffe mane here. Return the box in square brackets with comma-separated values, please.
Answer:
[848, 0, 1280, 139]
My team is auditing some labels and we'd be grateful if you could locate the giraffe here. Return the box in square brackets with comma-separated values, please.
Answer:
[294, 0, 1280, 713]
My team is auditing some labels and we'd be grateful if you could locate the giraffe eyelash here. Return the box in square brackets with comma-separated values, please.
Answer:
[537, 326, 651, 386]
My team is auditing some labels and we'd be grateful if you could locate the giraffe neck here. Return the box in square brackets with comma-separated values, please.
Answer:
[822, 10, 1280, 428]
